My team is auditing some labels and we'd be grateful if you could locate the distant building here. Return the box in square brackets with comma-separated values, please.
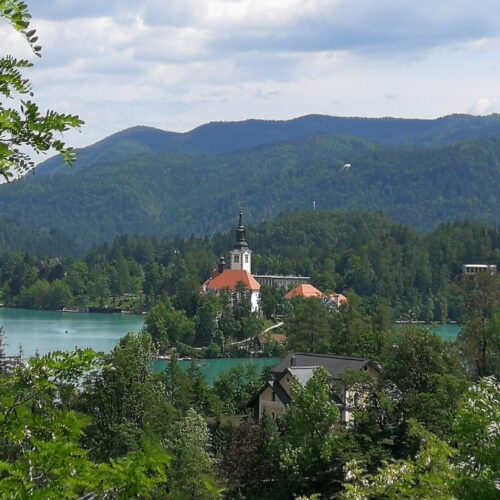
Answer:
[462, 264, 497, 276]
[284, 284, 348, 308]
[248, 352, 381, 424]
[325, 292, 348, 308]
[253, 274, 310, 288]
[284, 283, 323, 300]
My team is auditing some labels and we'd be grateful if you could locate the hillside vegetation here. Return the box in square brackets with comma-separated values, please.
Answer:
[0, 128, 499, 248]
[1, 211, 498, 325]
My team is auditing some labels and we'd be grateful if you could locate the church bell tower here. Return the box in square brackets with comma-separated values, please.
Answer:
[229, 211, 252, 273]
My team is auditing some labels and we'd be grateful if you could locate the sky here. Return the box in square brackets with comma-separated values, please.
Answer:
[2, 0, 500, 151]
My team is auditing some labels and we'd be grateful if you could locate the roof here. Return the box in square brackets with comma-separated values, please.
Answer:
[271, 352, 380, 379]
[326, 293, 348, 304]
[285, 366, 319, 386]
[247, 379, 291, 408]
[256, 333, 287, 345]
[205, 269, 260, 291]
[284, 284, 323, 300]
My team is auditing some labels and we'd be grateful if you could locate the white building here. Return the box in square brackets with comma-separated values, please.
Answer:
[202, 212, 260, 312]
[462, 264, 497, 276]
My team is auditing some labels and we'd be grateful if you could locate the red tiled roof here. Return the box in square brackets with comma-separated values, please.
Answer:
[205, 269, 261, 291]
[284, 284, 323, 300]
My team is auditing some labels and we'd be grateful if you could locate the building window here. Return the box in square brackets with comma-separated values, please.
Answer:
[234, 254, 239, 263]
[272, 391, 276, 401]
[245, 254, 249, 263]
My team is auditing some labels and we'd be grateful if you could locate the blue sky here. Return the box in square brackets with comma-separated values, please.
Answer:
[2, 0, 500, 150]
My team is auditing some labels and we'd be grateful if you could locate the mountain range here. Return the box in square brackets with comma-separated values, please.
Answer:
[0, 113, 499, 251]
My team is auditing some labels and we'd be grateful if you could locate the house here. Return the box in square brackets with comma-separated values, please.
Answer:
[462, 264, 497, 276]
[253, 274, 311, 288]
[284, 284, 323, 300]
[202, 212, 261, 312]
[254, 332, 287, 349]
[284, 284, 348, 308]
[326, 292, 348, 308]
[248, 352, 381, 424]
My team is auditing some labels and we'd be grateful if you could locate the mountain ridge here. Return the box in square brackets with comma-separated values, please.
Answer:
[35, 113, 500, 176]
[2, 131, 498, 249]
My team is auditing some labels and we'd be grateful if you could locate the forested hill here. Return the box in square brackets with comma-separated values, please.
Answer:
[36, 113, 500, 175]
[2, 211, 497, 322]
[0, 217, 79, 257]
[1, 131, 499, 248]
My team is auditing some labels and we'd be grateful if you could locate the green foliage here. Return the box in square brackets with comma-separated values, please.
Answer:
[384, 326, 467, 437]
[453, 376, 500, 499]
[222, 419, 275, 498]
[287, 297, 333, 353]
[0, 0, 83, 180]
[458, 271, 500, 377]
[0, 347, 172, 497]
[165, 408, 222, 499]
[146, 298, 195, 353]
[279, 367, 345, 496]
[213, 364, 263, 415]
[342, 421, 457, 499]
[78, 332, 168, 461]
[0, 129, 499, 245]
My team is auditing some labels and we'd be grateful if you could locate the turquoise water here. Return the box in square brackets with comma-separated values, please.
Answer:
[153, 357, 280, 384]
[396, 323, 462, 341]
[0, 307, 462, 384]
[428, 323, 461, 340]
[0, 307, 144, 357]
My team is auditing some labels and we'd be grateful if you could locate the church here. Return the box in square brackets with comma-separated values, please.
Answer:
[202, 212, 261, 312]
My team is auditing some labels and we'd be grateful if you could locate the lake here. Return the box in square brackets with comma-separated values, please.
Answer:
[396, 322, 461, 341]
[153, 357, 280, 384]
[0, 307, 144, 357]
[0, 308, 462, 382]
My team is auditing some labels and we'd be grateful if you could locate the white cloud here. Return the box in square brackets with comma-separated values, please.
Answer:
[2, 0, 499, 154]
[470, 98, 500, 115]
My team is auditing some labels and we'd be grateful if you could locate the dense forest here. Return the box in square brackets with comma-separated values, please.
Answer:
[36, 113, 500, 177]
[1, 208, 499, 499]
[0, 211, 497, 332]
[0, 120, 499, 247]
[1, 315, 498, 497]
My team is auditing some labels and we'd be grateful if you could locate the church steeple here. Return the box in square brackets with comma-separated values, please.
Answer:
[234, 211, 248, 249]
[230, 211, 252, 272]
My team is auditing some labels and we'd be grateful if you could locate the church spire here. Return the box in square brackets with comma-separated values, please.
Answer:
[234, 211, 248, 249]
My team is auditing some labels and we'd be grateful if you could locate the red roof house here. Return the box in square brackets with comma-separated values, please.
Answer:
[284, 284, 323, 300]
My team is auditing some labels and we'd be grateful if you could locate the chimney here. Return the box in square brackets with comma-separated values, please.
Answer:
[218, 256, 225, 274]
[290, 354, 296, 367]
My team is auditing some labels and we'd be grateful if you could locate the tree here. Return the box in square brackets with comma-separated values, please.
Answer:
[384, 326, 467, 437]
[165, 408, 221, 499]
[0, 348, 171, 498]
[279, 367, 344, 497]
[0, 0, 83, 180]
[222, 419, 275, 497]
[194, 295, 221, 347]
[453, 376, 500, 499]
[342, 421, 457, 499]
[213, 364, 262, 415]
[287, 298, 333, 353]
[78, 332, 168, 461]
